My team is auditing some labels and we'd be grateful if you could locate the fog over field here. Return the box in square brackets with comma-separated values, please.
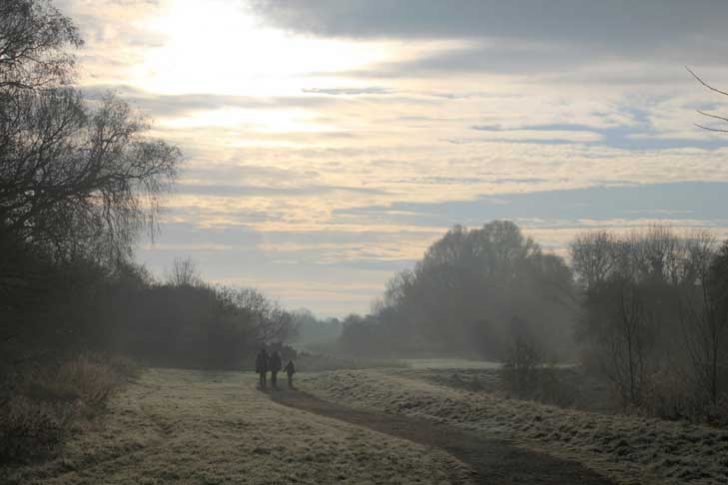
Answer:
[2, 1, 728, 484]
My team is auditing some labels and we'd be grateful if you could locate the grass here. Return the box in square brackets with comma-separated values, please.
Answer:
[295, 352, 408, 372]
[300, 368, 728, 485]
[1, 368, 474, 484]
[0, 354, 142, 465]
[401, 358, 502, 370]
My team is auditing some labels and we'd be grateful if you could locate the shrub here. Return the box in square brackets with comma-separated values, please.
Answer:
[24, 354, 126, 408]
[501, 336, 542, 397]
[0, 353, 141, 464]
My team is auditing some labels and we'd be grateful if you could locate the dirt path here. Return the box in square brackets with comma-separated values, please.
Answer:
[271, 388, 615, 485]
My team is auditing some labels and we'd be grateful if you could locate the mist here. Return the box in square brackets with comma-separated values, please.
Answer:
[2, 1, 728, 484]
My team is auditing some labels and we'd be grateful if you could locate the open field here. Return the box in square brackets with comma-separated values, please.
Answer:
[3, 365, 726, 484]
[301, 369, 728, 485]
[1, 369, 473, 484]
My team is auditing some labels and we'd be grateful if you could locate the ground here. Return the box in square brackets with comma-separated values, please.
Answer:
[2, 369, 473, 484]
[3, 364, 726, 484]
[271, 388, 612, 485]
[299, 366, 728, 485]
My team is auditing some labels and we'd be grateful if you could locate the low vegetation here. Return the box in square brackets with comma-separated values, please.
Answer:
[0, 354, 141, 465]
[301, 368, 728, 485]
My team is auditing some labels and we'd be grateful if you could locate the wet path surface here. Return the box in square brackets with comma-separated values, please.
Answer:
[271, 389, 615, 485]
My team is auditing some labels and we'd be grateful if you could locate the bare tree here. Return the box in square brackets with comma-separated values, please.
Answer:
[0, 1, 181, 262]
[687, 66, 728, 133]
[573, 227, 688, 407]
[0, 0, 82, 90]
[570, 231, 616, 291]
[166, 257, 202, 287]
[680, 237, 728, 406]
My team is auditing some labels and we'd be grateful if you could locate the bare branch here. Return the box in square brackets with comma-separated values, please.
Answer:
[687, 66, 728, 98]
[694, 123, 728, 133]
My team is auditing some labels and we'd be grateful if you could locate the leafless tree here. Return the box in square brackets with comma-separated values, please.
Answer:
[570, 231, 616, 291]
[166, 257, 202, 287]
[680, 236, 728, 405]
[0, 1, 181, 262]
[0, 0, 82, 90]
[687, 66, 728, 133]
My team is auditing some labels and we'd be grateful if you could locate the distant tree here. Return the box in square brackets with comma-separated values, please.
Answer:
[680, 237, 728, 405]
[289, 309, 342, 346]
[166, 257, 202, 287]
[501, 316, 542, 397]
[358, 221, 578, 360]
[572, 226, 725, 410]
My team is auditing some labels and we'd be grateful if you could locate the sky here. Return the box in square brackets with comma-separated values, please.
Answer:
[57, 0, 728, 316]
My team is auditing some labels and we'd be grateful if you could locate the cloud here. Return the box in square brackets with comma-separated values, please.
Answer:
[302, 87, 393, 95]
[469, 118, 728, 150]
[334, 181, 728, 228]
[175, 182, 389, 198]
[82, 84, 337, 118]
[251, 0, 728, 65]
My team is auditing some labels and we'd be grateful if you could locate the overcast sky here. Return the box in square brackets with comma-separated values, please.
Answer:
[58, 0, 728, 316]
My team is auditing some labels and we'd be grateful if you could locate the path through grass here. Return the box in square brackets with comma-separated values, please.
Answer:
[2, 368, 473, 484]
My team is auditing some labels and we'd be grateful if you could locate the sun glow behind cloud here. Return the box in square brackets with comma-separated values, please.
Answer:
[131, 0, 417, 97]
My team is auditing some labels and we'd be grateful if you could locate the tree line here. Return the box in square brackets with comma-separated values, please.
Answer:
[573, 227, 728, 415]
[340, 221, 576, 360]
[339, 221, 728, 418]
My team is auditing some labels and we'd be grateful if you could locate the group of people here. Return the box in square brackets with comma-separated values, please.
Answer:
[255, 349, 295, 390]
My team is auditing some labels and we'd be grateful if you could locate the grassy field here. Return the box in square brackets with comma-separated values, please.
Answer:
[1, 368, 473, 485]
[5, 364, 726, 484]
[301, 369, 728, 485]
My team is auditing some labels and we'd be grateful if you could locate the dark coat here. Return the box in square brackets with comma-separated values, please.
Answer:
[284, 361, 295, 376]
[269, 352, 282, 372]
[255, 351, 269, 373]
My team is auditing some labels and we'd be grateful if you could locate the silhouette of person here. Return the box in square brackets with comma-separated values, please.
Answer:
[284, 360, 296, 389]
[255, 348, 269, 389]
[269, 350, 282, 389]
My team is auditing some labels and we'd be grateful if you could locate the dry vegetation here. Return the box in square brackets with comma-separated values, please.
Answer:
[300, 369, 728, 485]
[0, 354, 141, 465]
[1, 368, 474, 484]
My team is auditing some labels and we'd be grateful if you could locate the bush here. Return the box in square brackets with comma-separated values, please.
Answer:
[644, 368, 728, 425]
[501, 334, 577, 407]
[0, 354, 140, 464]
[501, 336, 541, 397]
[24, 354, 130, 408]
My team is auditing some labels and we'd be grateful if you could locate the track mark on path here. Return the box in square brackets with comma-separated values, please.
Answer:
[271, 389, 615, 485]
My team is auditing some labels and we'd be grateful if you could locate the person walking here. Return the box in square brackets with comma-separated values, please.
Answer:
[284, 359, 296, 389]
[269, 350, 282, 390]
[255, 348, 269, 390]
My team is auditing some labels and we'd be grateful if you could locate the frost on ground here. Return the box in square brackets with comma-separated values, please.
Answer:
[300, 369, 728, 485]
[1, 369, 474, 485]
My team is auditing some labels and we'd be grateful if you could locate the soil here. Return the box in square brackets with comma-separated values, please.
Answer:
[271, 388, 616, 485]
